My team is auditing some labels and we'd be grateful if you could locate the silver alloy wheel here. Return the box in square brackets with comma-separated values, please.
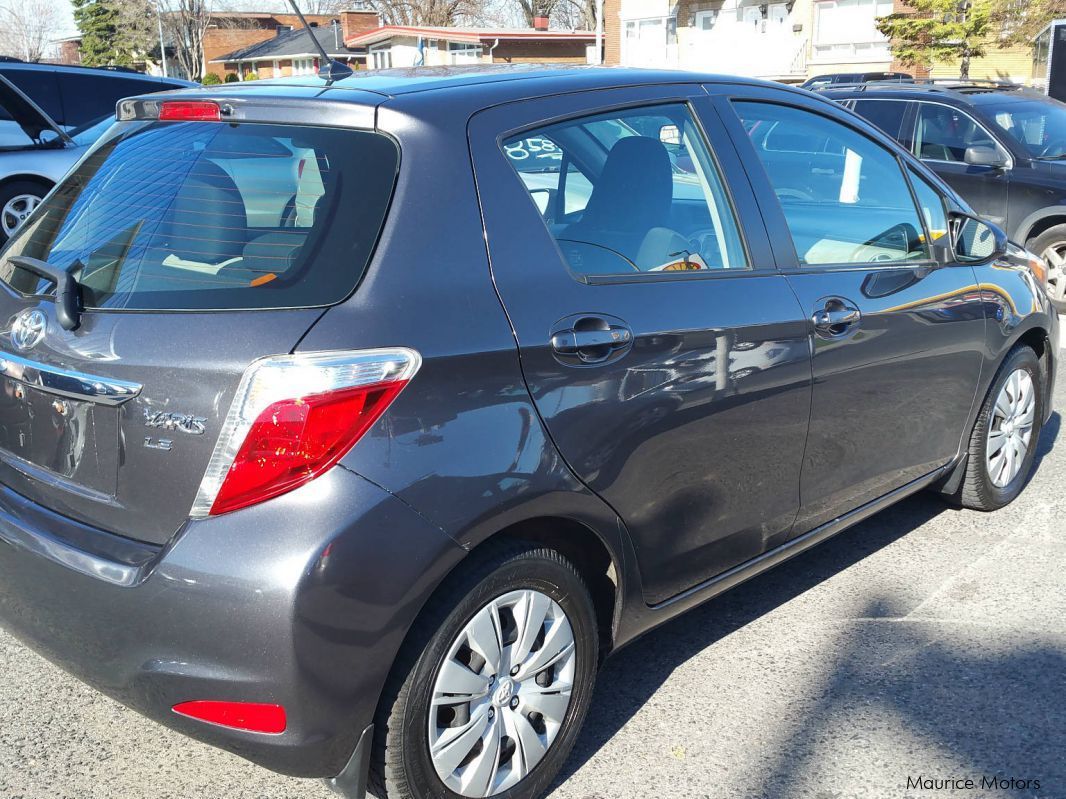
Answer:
[1, 193, 41, 237]
[1039, 244, 1066, 306]
[986, 368, 1036, 488]
[428, 589, 577, 797]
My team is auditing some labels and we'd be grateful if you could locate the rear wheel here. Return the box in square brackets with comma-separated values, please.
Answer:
[954, 345, 1044, 511]
[370, 541, 599, 799]
[0, 179, 50, 244]
[1026, 225, 1066, 311]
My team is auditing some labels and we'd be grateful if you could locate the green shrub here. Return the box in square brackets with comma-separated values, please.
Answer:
[202, 73, 222, 85]
[224, 73, 239, 83]
[243, 71, 259, 81]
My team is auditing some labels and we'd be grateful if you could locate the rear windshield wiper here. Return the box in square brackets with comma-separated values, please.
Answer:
[8, 255, 81, 330]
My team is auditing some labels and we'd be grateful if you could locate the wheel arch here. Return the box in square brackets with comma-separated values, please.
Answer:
[0, 173, 54, 194]
[1016, 208, 1066, 246]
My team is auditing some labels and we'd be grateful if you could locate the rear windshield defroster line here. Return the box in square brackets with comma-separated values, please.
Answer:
[0, 120, 400, 312]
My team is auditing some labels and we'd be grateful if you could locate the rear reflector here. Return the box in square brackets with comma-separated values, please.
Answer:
[159, 101, 221, 122]
[191, 349, 421, 517]
[172, 701, 286, 734]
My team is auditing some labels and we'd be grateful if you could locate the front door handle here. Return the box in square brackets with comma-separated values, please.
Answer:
[550, 315, 633, 364]
[812, 298, 862, 338]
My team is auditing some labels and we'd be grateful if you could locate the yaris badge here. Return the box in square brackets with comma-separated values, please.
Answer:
[11, 309, 46, 351]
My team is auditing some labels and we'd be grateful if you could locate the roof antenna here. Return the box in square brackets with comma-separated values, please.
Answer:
[283, 0, 353, 82]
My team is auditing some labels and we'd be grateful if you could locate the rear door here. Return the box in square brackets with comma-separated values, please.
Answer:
[0, 109, 398, 545]
[471, 87, 813, 604]
[724, 92, 986, 532]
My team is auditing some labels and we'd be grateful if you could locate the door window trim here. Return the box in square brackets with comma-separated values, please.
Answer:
[494, 97, 759, 285]
[721, 95, 943, 274]
[910, 99, 1014, 170]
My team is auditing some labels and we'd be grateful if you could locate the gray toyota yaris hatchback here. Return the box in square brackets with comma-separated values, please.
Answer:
[0, 66, 1057, 799]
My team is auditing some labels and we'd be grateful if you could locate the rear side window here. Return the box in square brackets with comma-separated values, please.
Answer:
[502, 103, 747, 276]
[60, 75, 175, 129]
[852, 100, 910, 140]
[0, 69, 62, 124]
[1, 120, 399, 310]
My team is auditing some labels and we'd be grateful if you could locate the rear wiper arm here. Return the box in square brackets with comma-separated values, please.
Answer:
[8, 255, 81, 330]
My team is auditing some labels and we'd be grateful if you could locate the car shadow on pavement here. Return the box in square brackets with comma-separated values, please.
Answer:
[554, 411, 1063, 792]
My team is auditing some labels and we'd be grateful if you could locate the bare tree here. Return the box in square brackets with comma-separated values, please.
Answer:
[0, 0, 62, 61]
[365, 0, 482, 26]
[159, 0, 210, 80]
[553, 0, 595, 29]
[514, 0, 560, 26]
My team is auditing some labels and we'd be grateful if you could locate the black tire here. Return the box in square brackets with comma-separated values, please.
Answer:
[0, 179, 50, 245]
[1026, 224, 1066, 312]
[954, 345, 1044, 511]
[369, 540, 599, 799]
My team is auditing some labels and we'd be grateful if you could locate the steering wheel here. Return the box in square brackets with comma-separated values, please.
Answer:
[1039, 140, 1066, 158]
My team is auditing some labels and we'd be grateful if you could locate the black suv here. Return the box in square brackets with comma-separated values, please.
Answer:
[0, 63, 195, 132]
[824, 81, 1066, 309]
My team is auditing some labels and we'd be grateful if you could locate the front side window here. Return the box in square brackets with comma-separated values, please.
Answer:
[913, 102, 1001, 163]
[502, 104, 747, 276]
[736, 101, 929, 266]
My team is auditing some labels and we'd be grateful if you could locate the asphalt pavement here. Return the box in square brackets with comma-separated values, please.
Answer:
[1, 329, 1064, 799]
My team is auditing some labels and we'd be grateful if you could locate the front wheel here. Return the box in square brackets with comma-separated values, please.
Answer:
[370, 541, 599, 799]
[954, 345, 1044, 511]
[0, 180, 50, 245]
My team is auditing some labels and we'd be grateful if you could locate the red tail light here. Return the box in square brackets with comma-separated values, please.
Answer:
[160, 101, 221, 122]
[173, 700, 286, 734]
[211, 381, 408, 515]
[191, 349, 421, 517]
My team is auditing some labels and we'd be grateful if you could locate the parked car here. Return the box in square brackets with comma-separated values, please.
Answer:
[823, 81, 1066, 310]
[801, 71, 912, 90]
[0, 68, 1056, 799]
[0, 62, 195, 132]
[0, 64, 195, 244]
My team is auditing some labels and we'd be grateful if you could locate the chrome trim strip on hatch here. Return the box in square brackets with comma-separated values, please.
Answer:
[0, 350, 142, 406]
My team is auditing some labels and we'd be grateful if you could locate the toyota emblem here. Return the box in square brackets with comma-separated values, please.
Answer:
[11, 309, 46, 351]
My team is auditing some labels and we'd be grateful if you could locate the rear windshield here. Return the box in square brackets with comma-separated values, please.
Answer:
[0, 120, 399, 310]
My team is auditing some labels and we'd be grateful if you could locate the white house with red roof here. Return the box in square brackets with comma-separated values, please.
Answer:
[344, 24, 598, 69]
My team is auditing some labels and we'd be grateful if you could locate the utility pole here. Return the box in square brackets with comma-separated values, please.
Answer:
[157, 6, 168, 77]
[595, 0, 603, 64]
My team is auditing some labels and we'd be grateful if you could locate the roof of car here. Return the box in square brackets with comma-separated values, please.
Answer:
[0, 62, 195, 86]
[820, 82, 1052, 106]
[165, 64, 794, 103]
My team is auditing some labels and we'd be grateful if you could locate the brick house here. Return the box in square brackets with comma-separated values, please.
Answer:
[211, 12, 380, 80]
[344, 25, 596, 68]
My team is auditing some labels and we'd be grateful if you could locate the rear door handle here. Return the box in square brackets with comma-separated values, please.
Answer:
[551, 326, 631, 353]
[812, 298, 862, 338]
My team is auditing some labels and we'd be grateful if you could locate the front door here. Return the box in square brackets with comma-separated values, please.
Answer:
[911, 100, 1011, 229]
[727, 94, 987, 533]
[470, 88, 813, 604]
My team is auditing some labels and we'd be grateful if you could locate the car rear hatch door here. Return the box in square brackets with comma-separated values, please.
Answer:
[0, 101, 398, 545]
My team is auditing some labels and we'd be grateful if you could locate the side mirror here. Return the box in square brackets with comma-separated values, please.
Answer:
[964, 145, 1008, 169]
[950, 212, 1008, 263]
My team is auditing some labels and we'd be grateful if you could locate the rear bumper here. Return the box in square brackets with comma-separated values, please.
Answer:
[0, 466, 466, 780]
